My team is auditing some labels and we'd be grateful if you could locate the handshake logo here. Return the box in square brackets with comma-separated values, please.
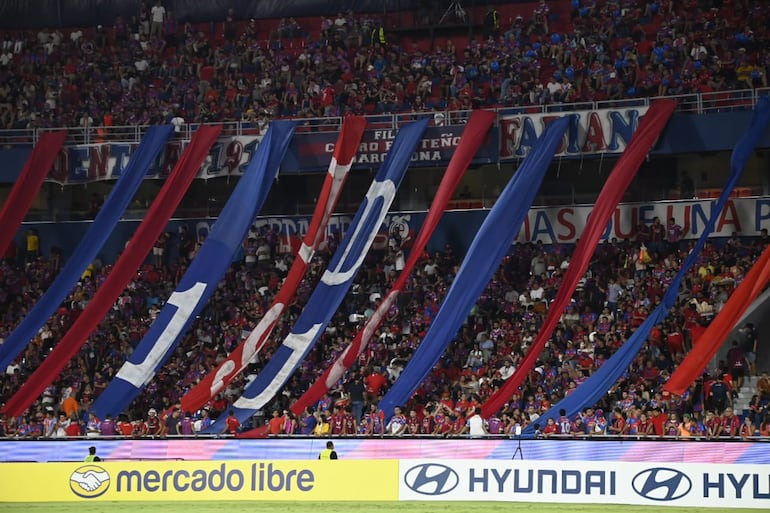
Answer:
[70, 465, 111, 498]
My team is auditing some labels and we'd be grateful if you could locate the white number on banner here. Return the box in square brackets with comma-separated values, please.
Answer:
[116, 282, 207, 387]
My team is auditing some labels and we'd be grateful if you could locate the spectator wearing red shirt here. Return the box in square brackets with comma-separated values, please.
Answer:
[542, 417, 559, 438]
[649, 408, 666, 437]
[223, 409, 241, 435]
[607, 408, 628, 437]
[364, 367, 387, 401]
[267, 409, 284, 435]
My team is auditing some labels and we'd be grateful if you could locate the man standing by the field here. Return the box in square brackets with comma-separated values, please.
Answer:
[84, 446, 101, 462]
[318, 441, 338, 459]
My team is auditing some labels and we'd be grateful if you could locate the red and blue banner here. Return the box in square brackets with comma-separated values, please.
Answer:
[527, 97, 770, 432]
[482, 99, 679, 418]
[204, 119, 429, 431]
[500, 106, 648, 158]
[90, 121, 296, 419]
[50, 135, 263, 183]
[180, 116, 367, 414]
[33, 124, 495, 184]
[2, 125, 221, 417]
[291, 110, 497, 415]
[281, 124, 498, 172]
[378, 116, 570, 419]
[0, 126, 173, 372]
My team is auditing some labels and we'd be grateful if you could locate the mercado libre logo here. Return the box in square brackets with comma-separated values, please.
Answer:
[69, 465, 111, 498]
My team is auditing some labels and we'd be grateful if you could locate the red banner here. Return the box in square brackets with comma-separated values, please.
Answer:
[481, 100, 679, 417]
[0, 131, 67, 256]
[2, 125, 222, 417]
[664, 244, 770, 395]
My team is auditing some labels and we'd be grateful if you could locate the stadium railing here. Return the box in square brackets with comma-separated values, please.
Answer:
[1, 87, 766, 147]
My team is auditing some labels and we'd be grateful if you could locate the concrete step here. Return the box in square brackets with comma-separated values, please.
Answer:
[732, 376, 761, 411]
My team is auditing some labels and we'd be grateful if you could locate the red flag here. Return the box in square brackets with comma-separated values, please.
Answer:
[0, 131, 67, 256]
[665, 244, 770, 395]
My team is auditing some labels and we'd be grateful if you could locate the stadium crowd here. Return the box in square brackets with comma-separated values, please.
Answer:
[1, 214, 769, 439]
[0, 0, 768, 131]
[1, 0, 770, 439]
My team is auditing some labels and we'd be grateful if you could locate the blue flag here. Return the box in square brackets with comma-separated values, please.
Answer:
[377, 117, 570, 420]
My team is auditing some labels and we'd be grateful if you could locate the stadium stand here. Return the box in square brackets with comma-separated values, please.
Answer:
[1, 0, 770, 440]
[0, 0, 767, 132]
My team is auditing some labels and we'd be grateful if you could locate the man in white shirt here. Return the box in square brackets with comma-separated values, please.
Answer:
[466, 407, 489, 438]
[499, 360, 515, 380]
[151, 0, 166, 37]
[170, 113, 185, 135]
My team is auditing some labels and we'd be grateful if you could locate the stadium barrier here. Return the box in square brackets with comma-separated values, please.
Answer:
[1, 458, 768, 508]
[4, 86, 766, 146]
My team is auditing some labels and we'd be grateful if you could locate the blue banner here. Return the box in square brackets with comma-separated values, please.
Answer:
[205, 119, 430, 432]
[525, 96, 770, 434]
[0, 125, 173, 371]
[377, 117, 570, 420]
[282, 125, 498, 173]
[90, 121, 296, 419]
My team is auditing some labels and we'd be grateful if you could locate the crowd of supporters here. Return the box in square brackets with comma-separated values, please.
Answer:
[2, 0, 770, 439]
[0, 0, 769, 131]
[1, 213, 769, 439]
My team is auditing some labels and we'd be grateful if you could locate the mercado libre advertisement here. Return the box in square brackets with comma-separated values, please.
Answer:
[0, 460, 398, 502]
[398, 459, 770, 509]
[2, 457, 769, 508]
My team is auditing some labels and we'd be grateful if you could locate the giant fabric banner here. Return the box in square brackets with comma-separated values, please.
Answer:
[525, 97, 770, 432]
[665, 243, 770, 395]
[0, 126, 173, 372]
[90, 122, 296, 419]
[54, 134, 263, 184]
[377, 117, 570, 420]
[499, 105, 649, 158]
[12, 195, 770, 267]
[43, 124, 495, 182]
[180, 117, 367, 414]
[204, 119, 429, 432]
[1, 126, 221, 417]
[0, 131, 67, 256]
[281, 124, 498, 172]
[482, 100, 678, 418]
[252, 195, 770, 249]
[665, 97, 770, 395]
[291, 110, 497, 416]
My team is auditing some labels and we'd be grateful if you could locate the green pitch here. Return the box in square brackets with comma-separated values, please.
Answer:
[0, 502, 760, 513]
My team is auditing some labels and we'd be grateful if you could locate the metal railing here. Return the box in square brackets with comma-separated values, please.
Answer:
[0, 87, 765, 148]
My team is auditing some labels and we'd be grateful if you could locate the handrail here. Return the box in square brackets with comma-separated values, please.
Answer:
[3, 86, 765, 147]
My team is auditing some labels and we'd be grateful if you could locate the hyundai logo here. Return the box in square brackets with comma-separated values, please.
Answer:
[404, 463, 459, 496]
[632, 467, 692, 501]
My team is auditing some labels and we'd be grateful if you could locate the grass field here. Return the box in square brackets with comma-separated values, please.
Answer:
[0, 502, 759, 513]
